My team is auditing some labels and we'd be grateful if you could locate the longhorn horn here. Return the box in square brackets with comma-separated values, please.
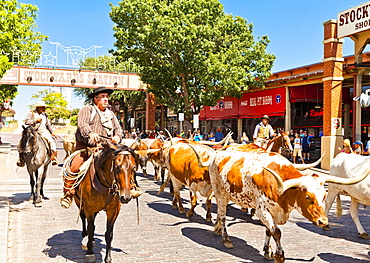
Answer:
[216, 135, 232, 152]
[263, 167, 303, 195]
[164, 128, 173, 146]
[197, 131, 233, 145]
[293, 151, 326, 171]
[325, 166, 370, 185]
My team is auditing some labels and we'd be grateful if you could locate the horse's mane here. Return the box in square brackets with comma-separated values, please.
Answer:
[19, 126, 36, 152]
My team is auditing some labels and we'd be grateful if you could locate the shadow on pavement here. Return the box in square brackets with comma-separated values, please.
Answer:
[181, 227, 265, 262]
[0, 196, 8, 208]
[318, 252, 370, 262]
[9, 192, 31, 206]
[42, 229, 104, 262]
[295, 199, 370, 245]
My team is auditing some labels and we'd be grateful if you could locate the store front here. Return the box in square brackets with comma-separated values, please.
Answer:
[199, 87, 288, 141]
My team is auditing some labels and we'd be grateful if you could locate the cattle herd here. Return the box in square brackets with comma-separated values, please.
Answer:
[62, 132, 370, 263]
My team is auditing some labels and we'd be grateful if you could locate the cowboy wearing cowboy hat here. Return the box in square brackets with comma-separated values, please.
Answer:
[253, 115, 276, 147]
[60, 86, 141, 209]
[17, 100, 58, 167]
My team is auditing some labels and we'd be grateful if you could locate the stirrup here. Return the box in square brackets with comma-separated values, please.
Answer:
[131, 186, 142, 199]
[17, 159, 25, 167]
[60, 194, 73, 209]
[51, 157, 58, 166]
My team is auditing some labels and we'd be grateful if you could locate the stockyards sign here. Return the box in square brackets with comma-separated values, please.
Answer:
[0, 66, 146, 90]
[338, 2, 370, 38]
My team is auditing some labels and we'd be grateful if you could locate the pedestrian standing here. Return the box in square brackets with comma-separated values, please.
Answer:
[353, 141, 363, 155]
[193, 131, 203, 141]
[240, 132, 249, 144]
[293, 133, 304, 164]
[301, 130, 311, 161]
[338, 139, 353, 154]
[365, 139, 370, 155]
[215, 128, 224, 142]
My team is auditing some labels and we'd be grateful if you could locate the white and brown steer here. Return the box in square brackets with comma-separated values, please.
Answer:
[159, 140, 215, 221]
[205, 149, 368, 263]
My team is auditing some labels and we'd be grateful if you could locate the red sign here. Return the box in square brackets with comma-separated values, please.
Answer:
[200, 87, 287, 120]
[200, 97, 239, 120]
[238, 87, 286, 118]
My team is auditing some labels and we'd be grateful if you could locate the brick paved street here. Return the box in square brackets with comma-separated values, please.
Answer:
[1, 140, 370, 262]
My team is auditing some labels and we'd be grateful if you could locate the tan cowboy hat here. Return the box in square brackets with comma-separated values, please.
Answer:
[88, 86, 114, 99]
[261, 115, 270, 121]
[35, 101, 47, 108]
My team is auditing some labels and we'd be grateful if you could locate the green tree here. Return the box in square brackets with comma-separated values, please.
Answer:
[69, 108, 79, 126]
[0, 0, 47, 121]
[110, 0, 275, 120]
[75, 55, 146, 130]
[32, 90, 71, 123]
[0, 85, 17, 111]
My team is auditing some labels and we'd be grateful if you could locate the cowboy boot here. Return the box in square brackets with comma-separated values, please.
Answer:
[60, 192, 73, 209]
[16, 153, 25, 167]
[51, 150, 58, 166]
[60, 178, 76, 209]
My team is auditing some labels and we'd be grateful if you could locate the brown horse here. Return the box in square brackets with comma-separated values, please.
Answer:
[73, 142, 138, 263]
[266, 131, 293, 156]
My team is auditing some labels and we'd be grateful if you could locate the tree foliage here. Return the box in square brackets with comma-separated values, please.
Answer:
[0, 0, 47, 113]
[0, 85, 17, 106]
[110, 0, 275, 119]
[32, 90, 71, 122]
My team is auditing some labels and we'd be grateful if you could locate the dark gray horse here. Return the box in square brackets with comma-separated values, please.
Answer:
[18, 125, 51, 207]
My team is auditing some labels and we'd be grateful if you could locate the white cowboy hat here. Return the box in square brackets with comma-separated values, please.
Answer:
[35, 101, 47, 108]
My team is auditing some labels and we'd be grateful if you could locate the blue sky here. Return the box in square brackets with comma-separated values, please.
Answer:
[12, 0, 365, 120]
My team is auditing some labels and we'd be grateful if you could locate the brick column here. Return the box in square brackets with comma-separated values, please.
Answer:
[145, 92, 156, 131]
[321, 20, 344, 170]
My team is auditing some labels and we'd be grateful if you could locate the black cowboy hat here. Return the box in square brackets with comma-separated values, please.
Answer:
[261, 115, 270, 121]
[88, 86, 114, 99]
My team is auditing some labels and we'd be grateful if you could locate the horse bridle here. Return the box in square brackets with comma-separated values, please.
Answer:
[22, 126, 38, 154]
[280, 134, 292, 153]
[106, 151, 136, 196]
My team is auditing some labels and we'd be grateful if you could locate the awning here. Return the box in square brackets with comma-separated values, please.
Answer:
[289, 84, 323, 103]
[200, 97, 239, 120]
[200, 87, 287, 120]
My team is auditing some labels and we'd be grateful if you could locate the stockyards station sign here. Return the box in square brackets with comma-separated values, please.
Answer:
[338, 2, 370, 38]
[0, 66, 146, 91]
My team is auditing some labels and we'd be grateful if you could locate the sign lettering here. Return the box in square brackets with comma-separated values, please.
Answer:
[0, 66, 145, 90]
[338, 2, 370, 38]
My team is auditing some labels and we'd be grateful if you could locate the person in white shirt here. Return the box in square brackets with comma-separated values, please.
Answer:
[292, 133, 304, 164]
[17, 101, 58, 167]
[253, 115, 275, 147]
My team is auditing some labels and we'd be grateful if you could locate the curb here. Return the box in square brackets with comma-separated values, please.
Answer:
[0, 198, 9, 263]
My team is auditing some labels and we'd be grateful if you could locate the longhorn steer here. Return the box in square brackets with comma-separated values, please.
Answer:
[140, 138, 164, 179]
[353, 88, 370, 108]
[159, 141, 215, 221]
[61, 134, 76, 160]
[325, 153, 370, 238]
[200, 149, 369, 263]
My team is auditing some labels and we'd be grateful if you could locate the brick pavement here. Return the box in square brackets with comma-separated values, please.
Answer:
[1, 151, 370, 262]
